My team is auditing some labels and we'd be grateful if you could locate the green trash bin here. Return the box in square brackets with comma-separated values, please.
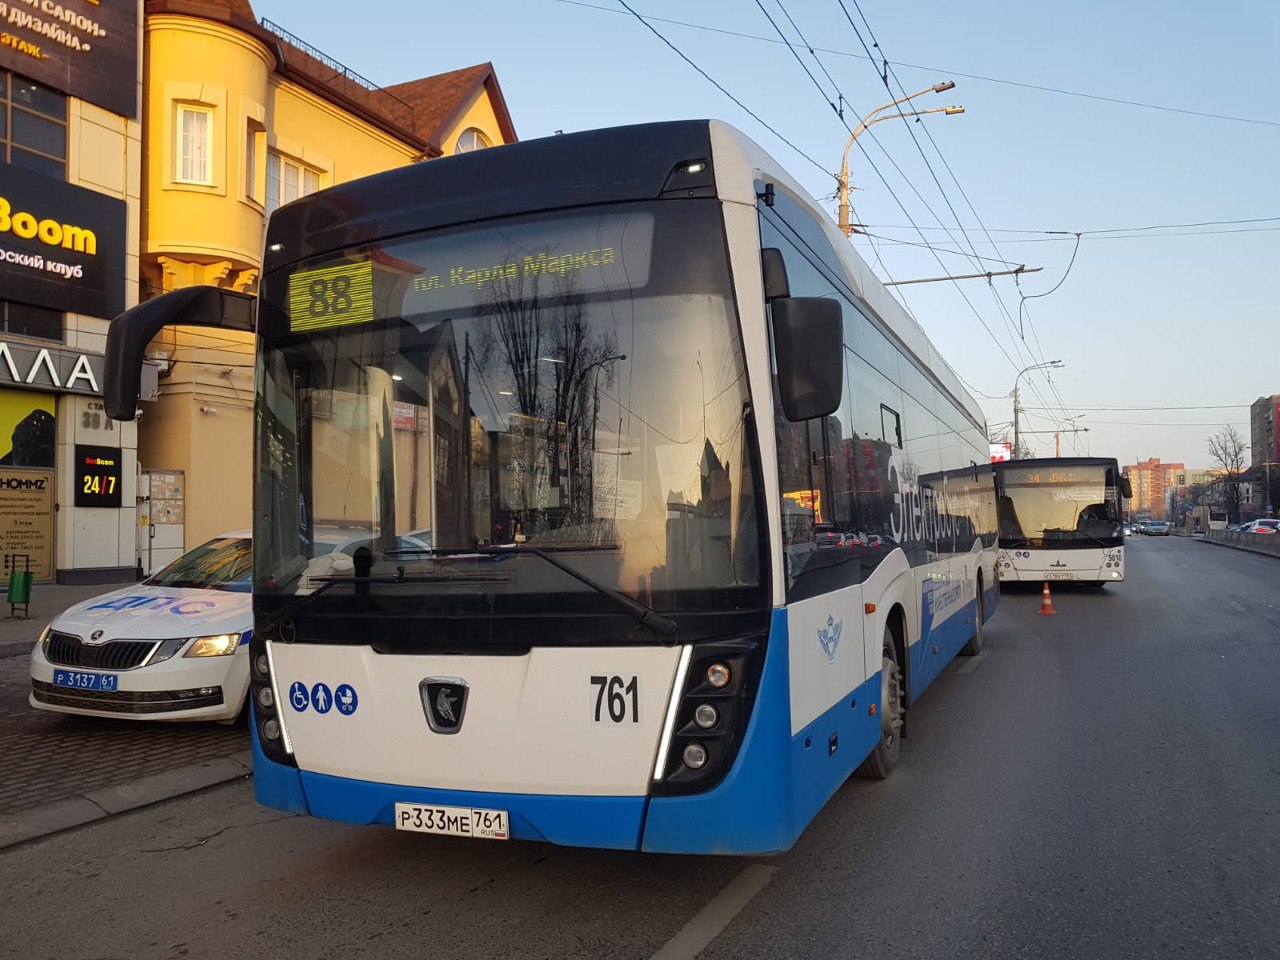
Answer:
[7, 569, 32, 604]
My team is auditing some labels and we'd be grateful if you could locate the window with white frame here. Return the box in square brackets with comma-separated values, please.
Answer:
[453, 127, 491, 154]
[175, 104, 214, 184]
[266, 151, 321, 213]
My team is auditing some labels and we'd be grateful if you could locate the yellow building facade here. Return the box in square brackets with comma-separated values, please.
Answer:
[138, 0, 516, 564]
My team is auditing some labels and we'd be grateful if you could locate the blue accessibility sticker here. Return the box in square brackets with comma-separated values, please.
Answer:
[288, 681, 309, 712]
[334, 683, 358, 716]
[310, 682, 333, 714]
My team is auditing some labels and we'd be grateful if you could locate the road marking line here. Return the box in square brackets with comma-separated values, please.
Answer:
[649, 864, 778, 960]
[957, 651, 989, 675]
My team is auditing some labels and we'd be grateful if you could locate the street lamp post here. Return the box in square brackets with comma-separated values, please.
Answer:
[1012, 360, 1063, 459]
[836, 82, 963, 239]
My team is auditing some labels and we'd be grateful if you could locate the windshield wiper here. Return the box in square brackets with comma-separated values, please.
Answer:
[258, 570, 512, 634]
[473, 545, 679, 642]
[1068, 531, 1122, 549]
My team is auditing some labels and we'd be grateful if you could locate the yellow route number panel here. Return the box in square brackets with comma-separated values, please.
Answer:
[288, 261, 375, 332]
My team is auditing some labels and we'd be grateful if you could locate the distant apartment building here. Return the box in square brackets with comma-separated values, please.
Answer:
[1250, 395, 1280, 468]
[1125, 458, 1185, 518]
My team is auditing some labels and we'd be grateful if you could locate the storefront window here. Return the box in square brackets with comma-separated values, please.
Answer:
[1, 72, 67, 178]
[0, 301, 63, 343]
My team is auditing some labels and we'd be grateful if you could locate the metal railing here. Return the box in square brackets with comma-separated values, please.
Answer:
[258, 18, 414, 131]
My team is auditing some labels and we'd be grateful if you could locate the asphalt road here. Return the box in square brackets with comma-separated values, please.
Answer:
[2, 536, 1277, 960]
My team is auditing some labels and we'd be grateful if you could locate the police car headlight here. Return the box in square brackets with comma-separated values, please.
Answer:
[184, 634, 242, 657]
[38, 623, 51, 648]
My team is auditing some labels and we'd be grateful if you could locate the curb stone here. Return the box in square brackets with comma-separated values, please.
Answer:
[0, 640, 34, 659]
[0, 750, 253, 850]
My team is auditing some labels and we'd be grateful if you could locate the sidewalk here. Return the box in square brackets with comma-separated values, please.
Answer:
[0, 644, 251, 848]
[0, 581, 120, 658]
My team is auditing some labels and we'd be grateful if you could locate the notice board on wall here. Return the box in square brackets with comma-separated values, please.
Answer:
[0, 468, 55, 581]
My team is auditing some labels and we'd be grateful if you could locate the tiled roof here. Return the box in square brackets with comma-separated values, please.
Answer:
[385, 63, 517, 154]
[147, 1, 516, 153]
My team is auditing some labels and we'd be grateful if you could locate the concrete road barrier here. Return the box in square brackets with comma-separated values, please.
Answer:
[1201, 529, 1280, 559]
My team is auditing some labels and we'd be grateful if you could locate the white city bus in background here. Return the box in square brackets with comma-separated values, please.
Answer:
[994, 457, 1130, 586]
[104, 120, 998, 854]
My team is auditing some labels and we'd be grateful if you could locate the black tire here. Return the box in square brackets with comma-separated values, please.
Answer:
[959, 583, 984, 656]
[855, 627, 904, 780]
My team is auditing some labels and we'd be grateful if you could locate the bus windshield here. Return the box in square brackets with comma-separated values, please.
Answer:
[253, 200, 765, 636]
[996, 463, 1123, 548]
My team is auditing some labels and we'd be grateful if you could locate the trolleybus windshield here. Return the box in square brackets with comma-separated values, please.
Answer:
[253, 200, 766, 640]
[996, 464, 1124, 548]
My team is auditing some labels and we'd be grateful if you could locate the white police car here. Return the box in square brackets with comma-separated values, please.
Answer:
[29, 534, 253, 723]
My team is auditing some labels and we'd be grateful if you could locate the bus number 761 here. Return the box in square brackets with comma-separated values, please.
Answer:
[591, 675, 639, 724]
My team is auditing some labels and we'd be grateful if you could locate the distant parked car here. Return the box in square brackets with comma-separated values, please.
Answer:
[1145, 521, 1171, 536]
[1238, 519, 1280, 534]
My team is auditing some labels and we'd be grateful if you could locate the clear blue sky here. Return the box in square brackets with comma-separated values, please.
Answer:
[256, 0, 1279, 466]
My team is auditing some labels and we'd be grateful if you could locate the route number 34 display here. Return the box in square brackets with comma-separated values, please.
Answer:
[590, 675, 639, 724]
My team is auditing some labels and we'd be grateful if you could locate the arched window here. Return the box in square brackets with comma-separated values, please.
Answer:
[453, 128, 491, 154]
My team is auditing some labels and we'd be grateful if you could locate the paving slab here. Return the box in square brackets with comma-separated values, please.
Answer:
[0, 652, 250, 847]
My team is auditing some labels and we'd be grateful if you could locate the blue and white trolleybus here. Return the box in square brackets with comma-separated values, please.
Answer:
[105, 120, 999, 854]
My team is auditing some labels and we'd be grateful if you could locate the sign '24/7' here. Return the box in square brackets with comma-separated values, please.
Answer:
[74, 444, 122, 508]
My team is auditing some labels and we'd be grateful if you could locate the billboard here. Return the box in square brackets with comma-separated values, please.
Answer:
[0, 0, 139, 118]
[0, 161, 127, 319]
[989, 442, 1012, 463]
[0, 387, 55, 468]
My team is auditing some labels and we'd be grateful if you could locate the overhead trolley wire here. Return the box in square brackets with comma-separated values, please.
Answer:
[559, 1, 1280, 128]
[839, 0, 1079, 429]
[614, 0, 1062, 423]
[614, 0, 828, 177]
[828, 0, 1068, 423]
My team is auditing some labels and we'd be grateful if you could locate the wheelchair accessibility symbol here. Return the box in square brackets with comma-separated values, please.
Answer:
[289, 681, 309, 712]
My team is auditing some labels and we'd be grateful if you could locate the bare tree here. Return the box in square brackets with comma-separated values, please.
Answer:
[1207, 424, 1249, 524]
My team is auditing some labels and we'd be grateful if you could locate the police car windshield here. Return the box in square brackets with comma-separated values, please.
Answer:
[146, 537, 253, 592]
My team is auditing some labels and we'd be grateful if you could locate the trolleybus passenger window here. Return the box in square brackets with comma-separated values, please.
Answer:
[881, 405, 902, 448]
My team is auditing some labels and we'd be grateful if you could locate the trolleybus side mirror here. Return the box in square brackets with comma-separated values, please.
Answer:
[761, 248, 790, 300]
[1118, 475, 1133, 500]
[771, 296, 843, 422]
[104, 286, 255, 421]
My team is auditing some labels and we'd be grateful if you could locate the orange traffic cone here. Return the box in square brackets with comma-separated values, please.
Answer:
[1038, 581, 1056, 616]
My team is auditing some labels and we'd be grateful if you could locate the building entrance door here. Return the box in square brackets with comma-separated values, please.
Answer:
[138, 469, 185, 576]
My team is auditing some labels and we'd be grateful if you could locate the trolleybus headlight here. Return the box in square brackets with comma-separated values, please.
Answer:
[262, 718, 281, 741]
[694, 703, 718, 729]
[253, 653, 271, 678]
[682, 743, 708, 769]
[706, 663, 731, 688]
[257, 686, 275, 710]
